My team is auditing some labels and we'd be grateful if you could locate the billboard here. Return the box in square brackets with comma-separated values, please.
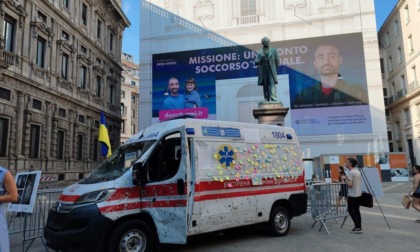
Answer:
[152, 33, 371, 136]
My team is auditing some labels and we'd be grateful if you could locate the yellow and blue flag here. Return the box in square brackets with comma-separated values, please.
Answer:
[99, 111, 112, 157]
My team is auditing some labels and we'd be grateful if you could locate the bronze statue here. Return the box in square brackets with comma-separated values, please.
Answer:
[255, 37, 280, 102]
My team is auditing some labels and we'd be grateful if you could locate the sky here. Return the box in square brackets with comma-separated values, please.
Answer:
[121, 0, 398, 64]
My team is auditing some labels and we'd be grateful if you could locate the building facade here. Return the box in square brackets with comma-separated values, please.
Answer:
[0, 0, 130, 183]
[140, 0, 388, 159]
[120, 53, 139, 145]
[378, 0, 420, 168]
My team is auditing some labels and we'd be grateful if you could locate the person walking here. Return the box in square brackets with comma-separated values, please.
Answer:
[343, 157, 362, 234]
[409, 165, 420, 220]
[0, 166, 18, 252]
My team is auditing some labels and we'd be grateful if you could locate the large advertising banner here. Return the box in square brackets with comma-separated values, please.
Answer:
[152, 33, 371, 136]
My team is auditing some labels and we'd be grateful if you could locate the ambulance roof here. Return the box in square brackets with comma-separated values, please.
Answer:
[126, 119, 298, 145]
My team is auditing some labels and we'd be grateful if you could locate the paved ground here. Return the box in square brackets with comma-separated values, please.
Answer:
[8, 181, 419, 252]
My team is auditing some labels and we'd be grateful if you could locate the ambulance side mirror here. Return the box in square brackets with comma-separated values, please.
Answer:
[132, 162, 147, 186]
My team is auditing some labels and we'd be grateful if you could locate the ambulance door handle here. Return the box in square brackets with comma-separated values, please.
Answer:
[151, 198, 156, 203]
[177, 178, 185, 195]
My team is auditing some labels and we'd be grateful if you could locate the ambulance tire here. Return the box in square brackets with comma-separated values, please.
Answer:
[268, 206, 290, 237]
[109, 220, 155, 252]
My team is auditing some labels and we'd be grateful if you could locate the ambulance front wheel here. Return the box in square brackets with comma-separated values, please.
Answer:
[109, 220, 155, 252]
[268, 206, 290, 237]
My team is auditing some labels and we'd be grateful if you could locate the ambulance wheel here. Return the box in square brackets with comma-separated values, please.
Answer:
[109, 220, 155, 252]
[268, 206, 290, 237]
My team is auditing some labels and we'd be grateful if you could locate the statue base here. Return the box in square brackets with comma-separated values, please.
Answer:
[252, 101, 289, 126]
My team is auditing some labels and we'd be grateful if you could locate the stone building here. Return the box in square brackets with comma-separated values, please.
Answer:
[0, 0, 130, 183]
[120, 53, 139, 145]
[378, 0, 420, 168]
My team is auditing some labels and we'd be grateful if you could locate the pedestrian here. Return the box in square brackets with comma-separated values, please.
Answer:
[184, 77, 202, 108]
[335, 166, 348, 212]
[0, 165, 18, 252]
[409, 165, 420, 221]
[29, 165, 34, 171]
[343, 157, 362, 234]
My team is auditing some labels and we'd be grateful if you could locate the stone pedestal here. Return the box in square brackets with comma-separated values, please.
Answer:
[253, 102, 289, 126]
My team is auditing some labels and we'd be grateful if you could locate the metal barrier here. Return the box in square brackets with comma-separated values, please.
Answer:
[7, 188, 62, 252]
[309, 182, 349, 235]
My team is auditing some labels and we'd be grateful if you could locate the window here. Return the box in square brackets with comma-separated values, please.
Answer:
[121, 103, 125, 115]
[121, 121, 125, 133]
[385, 31, 390, 47]
[81, 45, 87, 54]
[36, 37, 46, 68]
[94, 120, 99, 128]
[57, 130, 65, 159]
[62, 30, 70, 40]
[61, 53, 69, 80]
[397, 47, 403, 63]
[412, 66, 417, 83]
[38, 11, 47, 24]
[131, 124, 135, 135]
[78, 115, 85, 123]
[408, 35, 414, 52]
[121, 91, 125, 99]
[394, 19, 399, 36]
[96, 76, 101, 97]
[82, 3, 88, 26]
[92, 137, 98, 161]
[80, 65, 87, 89]
[145, 132, 181, 182]
[0, 118, 9, 157]
[29, 124, 41, 158]
[77, 134, 84, 160]
[401, 74, 406, 88]
[109, 85, 114, 104]
[240, 0, 256, 17]
[404, 108, 411, 124]
[58, 108, 66, 117]
[0, 87, 11, 101]
[96, 58, 101, 65]
[131, 95, 136, 104]
[132, 109, 136, 118]
[3, 15, 15, 52]
[97, 19, 102, 38]
[388, 56, 393, 72]
[109, 33, 114, 51]
[63, 0, 69, 8]
[404, 5, 410, 24]
[32, 99, 42, 110]
[131, 81, 136, 86]
[395, 121, 401, 139]
[416, 104, 420, 119]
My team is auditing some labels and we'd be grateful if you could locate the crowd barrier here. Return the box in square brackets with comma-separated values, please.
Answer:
[309, 182, 349, 235]
[7, 188, 62, 252]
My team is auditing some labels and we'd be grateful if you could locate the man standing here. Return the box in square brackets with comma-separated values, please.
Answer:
[344, 157, 362, 234]
[293, 43, 368, 108]
[255, 37, 280, 102]
[0, 166, 18, 252]
[163, 77, 185, 109]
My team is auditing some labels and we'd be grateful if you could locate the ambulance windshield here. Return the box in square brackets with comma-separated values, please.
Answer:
[80, 140, 155, 184]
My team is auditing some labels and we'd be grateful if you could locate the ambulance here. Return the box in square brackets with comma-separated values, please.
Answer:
[44, 119, 307, 252]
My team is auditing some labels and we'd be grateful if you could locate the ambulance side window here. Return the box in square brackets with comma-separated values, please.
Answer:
[146, 132, 181, 182]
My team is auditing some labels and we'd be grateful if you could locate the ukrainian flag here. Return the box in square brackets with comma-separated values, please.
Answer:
[99, 111, 112, 157]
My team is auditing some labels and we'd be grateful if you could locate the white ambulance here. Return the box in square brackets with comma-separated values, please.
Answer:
[45, 119, 307, 252]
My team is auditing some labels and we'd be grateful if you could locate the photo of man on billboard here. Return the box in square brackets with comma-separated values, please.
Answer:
[292, 43, 368, 109]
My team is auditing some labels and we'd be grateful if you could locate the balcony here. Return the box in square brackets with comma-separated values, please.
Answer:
[0, 50, 17, 68]
[237, 15, 259, 25]
[387, 81, 420, 106]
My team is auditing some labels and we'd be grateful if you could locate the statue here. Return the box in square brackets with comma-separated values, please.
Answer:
[254, 37, 280, 102]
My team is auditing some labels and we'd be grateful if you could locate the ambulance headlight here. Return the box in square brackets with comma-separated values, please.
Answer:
[75, 189, 116, 204]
